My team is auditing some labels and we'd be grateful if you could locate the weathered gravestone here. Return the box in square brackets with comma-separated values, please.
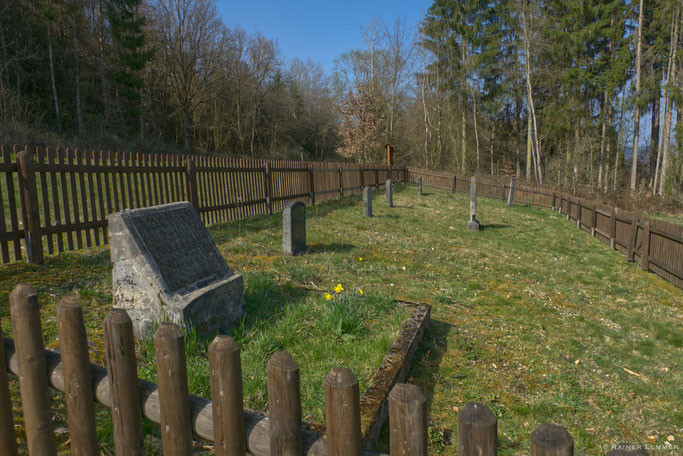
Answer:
[507, 177, 515, 206]
[282, 200, 306, 256]
[386, 179, 393, 207]
[109, 202, 245, 337]
[418, 177, 423, 196]
[363, 186, 373, 217]
[467, 177, 480, 231]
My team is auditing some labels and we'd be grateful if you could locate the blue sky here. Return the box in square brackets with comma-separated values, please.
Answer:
[216, 0, 432, 73]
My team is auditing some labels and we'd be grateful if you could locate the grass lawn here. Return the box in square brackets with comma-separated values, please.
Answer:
[1, 184, 682, 455]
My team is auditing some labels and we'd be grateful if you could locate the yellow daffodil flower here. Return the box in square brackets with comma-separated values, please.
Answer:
[325, 292, 332, 301]
[334, 283, 344, 293]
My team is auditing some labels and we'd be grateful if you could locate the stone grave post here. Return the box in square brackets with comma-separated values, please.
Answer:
[507, 177, 515, 206]
[363, 186, 373, 217]
[386, 179, 393, 207]
[109, 202, 245, 337]
[467, 177, 480, 231]
[282, 201, 306, 256]
[418, 177, 423, 196]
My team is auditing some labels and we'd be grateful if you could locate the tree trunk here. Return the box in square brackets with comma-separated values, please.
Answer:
[182, 108, 193, 152]
[657, 6, 679, 195]
[75, 50, 83, 137]
[526, 112, 532, 181]
[630, 0, 644, 191]
[47, 23, 62, 133]
[598, 91, 609, 189]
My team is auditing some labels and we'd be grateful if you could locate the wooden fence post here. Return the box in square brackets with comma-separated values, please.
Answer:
[325, 367, 362, 456]
[507, 178, 515, 206]
[9, 284, 56, 455]
[0, 320, 18, 455]
[389, 383, 427, 456]
[185, 158, 199, 213]
[267, 350, 302, 455]
[17, 149, 44, 264]
[591, 205, 597, 237]
[264, 163, 273, 215]
[457, 402, 496, 456]
[610, 208, 617, 249]
[640, 221, 650, 271]
[404, 166, 408, 183]
[56, 296, 98, 455]
[452, 175, 457, 193]
[576, 199, 582, 229]
[627, 216, 639, 262]
[209, 335, 246, 456]
[552, 193, 556, 210]
[103, 309, 144, 456]
[530, 423, 573, 456]
[338, 166, 344, 200]
[566, 198, 570, 220]
[154, 323, 193, 455]
[359, 167, 365, 194]
[374, 168, 379, 189]
[309, 168, 316, 206]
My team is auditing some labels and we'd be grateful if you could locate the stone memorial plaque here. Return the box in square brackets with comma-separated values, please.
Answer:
[283, 201, 306, 256]
[109, 202, 245, 337]
[363, 186, 373, 217]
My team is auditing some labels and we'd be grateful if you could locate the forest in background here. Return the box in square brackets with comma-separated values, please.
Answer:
[0, 0, 681, 197]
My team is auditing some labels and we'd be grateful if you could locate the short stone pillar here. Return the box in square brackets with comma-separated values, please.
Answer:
[507, 177, 515, 206]
[386, 179, 393, 207]
[417, 177, 423, 196]
[282, 201, 306, 256]
[363, 186, 373, 217]
[467, 177, 480, 231]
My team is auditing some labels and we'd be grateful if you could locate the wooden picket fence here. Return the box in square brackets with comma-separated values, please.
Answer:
[0, 145, 407, 264]
[2, 284, 623, 455]
[407, 167, 683, 289]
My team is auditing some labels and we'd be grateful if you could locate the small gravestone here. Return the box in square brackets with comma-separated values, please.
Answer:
[386, 179, 393, 207]
[363, 186, 373, 217]
[467, 177, 480, 231]
[282, 201, 306, 256]
[109, 202, 245, 337]
[418, 177, 423, 196]
[507, 177, 515, 206]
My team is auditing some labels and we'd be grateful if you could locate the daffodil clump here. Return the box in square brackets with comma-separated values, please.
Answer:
[322, 283, 370, 340]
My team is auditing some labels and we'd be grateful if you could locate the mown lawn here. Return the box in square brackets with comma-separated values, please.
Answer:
[1, 184, 682, 455]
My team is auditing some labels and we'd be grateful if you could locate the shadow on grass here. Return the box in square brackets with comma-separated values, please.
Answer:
[307, 242, 355, 254]
[479, 223, 510, 231]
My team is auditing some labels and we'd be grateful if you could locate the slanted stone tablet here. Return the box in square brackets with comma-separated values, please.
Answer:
[109, 202, 245, 337]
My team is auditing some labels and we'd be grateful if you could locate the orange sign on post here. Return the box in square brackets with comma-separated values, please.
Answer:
[386, 144, 393, 166]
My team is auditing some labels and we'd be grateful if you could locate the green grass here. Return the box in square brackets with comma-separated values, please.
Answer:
[1, 184, 682, 455]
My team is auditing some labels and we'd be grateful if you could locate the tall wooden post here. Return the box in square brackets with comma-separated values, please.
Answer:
[457, 402, 496, 456]
[9, 284, 56, 455]
[0, 321, 18, 455]
[264, 163, 273, 215]
[591, 205, 597, 237]
[185, 158, 199, 213]
[103, 309, 144, 456]
[17, 149, 43, 264]
[56, 296, 98, 455]
[389, 384, 427, 456]
[530, 423, 573, 456]
[267, 351, 302, 455]
[209, 336, 246, 456]
[627, 216, 639, 262]
[154, 323, 193, 455]
[576, 199, 582, 228]
[640, 221, 650, 271]
[308, 168, 316, 206]
[325, 368, 362, 456]
[338, 166, 344, 200]
[374, 168, 379, 189]
[610, 208, 617, 249]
